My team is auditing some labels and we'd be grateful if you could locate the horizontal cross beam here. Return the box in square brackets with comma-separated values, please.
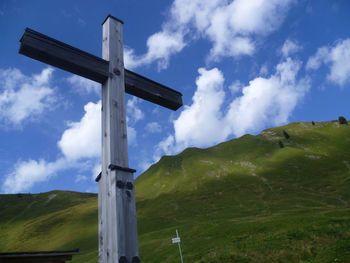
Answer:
[19, 28, 109, 83]
[19, 28, 182, 110]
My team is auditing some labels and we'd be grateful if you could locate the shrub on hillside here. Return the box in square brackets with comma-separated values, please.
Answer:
[279, 140, 284, 148]
[283, 130, 290, 139]
[338, 116, 348, 125]
[312, 121, 315, 125]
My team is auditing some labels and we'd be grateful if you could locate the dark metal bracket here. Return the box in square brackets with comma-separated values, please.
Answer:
[95, 172, 102, 182]
[96, 164, 136, 183]
[109, 164, 136, 173]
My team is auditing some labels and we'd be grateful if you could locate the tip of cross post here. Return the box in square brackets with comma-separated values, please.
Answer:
[102, 14, 124, 25]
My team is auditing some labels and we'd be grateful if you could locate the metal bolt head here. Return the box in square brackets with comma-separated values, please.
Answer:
[119, 256, 127, 263]
[113, 67, 121, 75]
[117, 180, 125, 189]
[126, 182, 133, 190]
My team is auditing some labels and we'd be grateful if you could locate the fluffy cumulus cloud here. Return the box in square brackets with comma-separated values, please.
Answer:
[224, 58, 310, 136]
[57, 99, 138, 162]
[2, 158, 69, 194]
[0, 68, 56, 126]
[153, 57, 309, 159]
[58, 101, 101, 160]
[174, 68, 226, 147]
[204, 0, 293, 60]
[3, 98, 138, 193]
[124, 31, 185, 70]
[306, 38, 350, 86]
[125, 0, 295, 69]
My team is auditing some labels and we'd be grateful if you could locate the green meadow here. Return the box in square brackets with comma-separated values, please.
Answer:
[1, 121, 349, 262]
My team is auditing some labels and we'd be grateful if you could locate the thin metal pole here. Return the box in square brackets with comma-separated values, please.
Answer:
[176, 229, 184, 263]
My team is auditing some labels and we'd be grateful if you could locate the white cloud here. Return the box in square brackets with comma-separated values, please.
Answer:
[229, 80, 244, 94]
[306, 38, 350, 86]
[127, 97, 144, 123]
[0, 68, 56, 126]
[125, 31, 185, 70]
[281, 39, 301, 57]
[259, 63, 269, 76]
[174, 68, 226, 147]
[306, 47, 328, 70]
[124, 48, 140, 70]
[58, 101, 101, 160]
[58, 100, 137, 160]
[67, 75, 100, 95]
[125, 0, 295, 69]
[145, 122, 162, 133]
[225, 58, 310, 136]
[229, 0, 289, 33]
[150, 57, 309, 164]
[2, 158, 70, 194]
[205, 0, 293, 60]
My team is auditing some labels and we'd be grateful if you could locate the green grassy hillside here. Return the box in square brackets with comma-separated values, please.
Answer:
[1, 121, 350, 262]
[0, 191, 98, 261]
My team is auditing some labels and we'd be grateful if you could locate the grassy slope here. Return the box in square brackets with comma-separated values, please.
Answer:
[1, 121, 350, 262]
[136, 121, 350, 263]
[0, 191, 98, 262]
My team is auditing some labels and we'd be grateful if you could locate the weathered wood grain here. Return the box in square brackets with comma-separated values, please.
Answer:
[125, 69, 182, 110]
[19, 28, 109, 83]
[99, 16, 140, 263]
[19, 28, 182, 110]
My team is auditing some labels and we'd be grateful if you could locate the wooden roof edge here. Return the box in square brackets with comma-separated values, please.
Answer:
[0, 249, 81, 258]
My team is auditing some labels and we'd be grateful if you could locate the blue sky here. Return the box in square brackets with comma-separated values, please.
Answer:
[1, 0, 350, 194]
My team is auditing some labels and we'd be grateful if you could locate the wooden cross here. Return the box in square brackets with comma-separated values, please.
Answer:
[18, 14, 183, 263]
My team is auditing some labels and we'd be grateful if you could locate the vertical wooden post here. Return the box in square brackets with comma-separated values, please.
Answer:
[99, 15, 140, 263]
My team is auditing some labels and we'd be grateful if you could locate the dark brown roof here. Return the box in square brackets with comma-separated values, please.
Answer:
[0, 249, 81, 263]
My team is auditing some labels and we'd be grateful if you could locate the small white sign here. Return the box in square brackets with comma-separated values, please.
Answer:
[172, 237, 181, 243]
